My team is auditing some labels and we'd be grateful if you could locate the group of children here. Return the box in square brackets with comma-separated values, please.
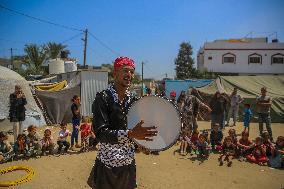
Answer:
[0, 117, 97, 164]
[179, 123, 284, 168]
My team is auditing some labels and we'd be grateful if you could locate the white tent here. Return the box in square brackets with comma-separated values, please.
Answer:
[0, 66, 46, 132]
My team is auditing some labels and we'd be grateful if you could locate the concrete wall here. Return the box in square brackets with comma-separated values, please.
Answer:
[197, 40, 284, 74]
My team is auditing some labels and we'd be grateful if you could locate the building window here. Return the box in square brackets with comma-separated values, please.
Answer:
[224, 57, 235, 63]
[222, 53, 236, 64]
[271, 53, 284, 64]
[67, 73, 70, 79]
[208, 56, 212, 60]
[249, 57, 261, 63]
[248, 53, 262, 64]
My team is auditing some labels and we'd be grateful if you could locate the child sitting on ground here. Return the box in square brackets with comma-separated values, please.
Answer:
[228, 128, 238, 145]
[237, 131, 253, 161]
[210, 123, 223, 152]
[219, 136, 236, 167]
[269, 136, 284, 168]
[246, 136, 268, 166]
[80, 116, 91, 152]
[188, 129, 199, 155]
[13, 134, 27, 158]
[202, 130, 210, 144]
[180, 130, 190, 156]
[0, 131, 13, 163]
[57, 123, 71, 154]
[262, 131, 273, 157]
[26, 125, 41, 157]
[181, 129, 198, 155]
[243, 103, 253, 133]
[190, 129, 199, 145]
[193, 133, 211, 159]
[41, 128, 55, 155]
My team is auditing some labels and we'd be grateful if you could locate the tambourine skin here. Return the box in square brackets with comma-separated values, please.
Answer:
[127, 95, 182, 151]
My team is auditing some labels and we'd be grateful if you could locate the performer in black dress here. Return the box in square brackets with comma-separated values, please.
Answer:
[92, 56, 157, 189]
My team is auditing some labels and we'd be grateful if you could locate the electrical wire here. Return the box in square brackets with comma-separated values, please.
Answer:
[88, 45, 114, 63]
[61, 32, 83, 44]
[88, 31, 120, 56]
[0, 4, 83, 32]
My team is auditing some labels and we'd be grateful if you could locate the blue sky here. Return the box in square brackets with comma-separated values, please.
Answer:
[1, 0, 284, 79]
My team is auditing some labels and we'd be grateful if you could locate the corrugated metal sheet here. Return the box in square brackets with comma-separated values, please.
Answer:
[81, 71, 108, 116]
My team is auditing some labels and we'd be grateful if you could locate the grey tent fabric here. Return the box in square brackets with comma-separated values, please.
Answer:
[0, 66, 46, 131]
[36, 85, 80, 124]
[198, 75, 284, 123]
[35, 70, 108, 124]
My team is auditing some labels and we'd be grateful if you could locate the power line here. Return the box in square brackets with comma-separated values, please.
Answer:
[0, 32, 83, 47]
[0, 4, 83, 32]
[61, 32, 83, 44]
[88, 31, 120, 56]
[88, 45, 114, 63]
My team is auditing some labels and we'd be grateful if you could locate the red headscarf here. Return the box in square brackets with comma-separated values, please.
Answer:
[170, 90, 176, 97]
[114, 56, 135, 71]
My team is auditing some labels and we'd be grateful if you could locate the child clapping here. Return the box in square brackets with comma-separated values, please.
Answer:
[237, 131, 253, 160]
[194, 133, 211, 159]
[219, 136, 236, 167]
[42, 128, 55, 155]
[246, 137, 268, 166]
[14, 134, 27, 158]
[57, 123, 71, 154]
[26, 125, 42, 157]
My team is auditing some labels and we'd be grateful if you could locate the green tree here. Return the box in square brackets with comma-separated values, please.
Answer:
[45, 42, 69, 59]
[174, 42, 195, 79]
[24, 44, 47, 72]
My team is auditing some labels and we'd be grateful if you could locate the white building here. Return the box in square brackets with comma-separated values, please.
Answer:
[197, 38, 284, 74]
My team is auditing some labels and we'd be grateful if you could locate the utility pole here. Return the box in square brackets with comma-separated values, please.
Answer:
[141, 62, 144, 97]
[83, 29, 88, 68]
[10, 48, 14, 69]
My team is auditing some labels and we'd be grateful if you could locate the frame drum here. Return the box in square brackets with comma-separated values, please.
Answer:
[127, 96, 181, 151]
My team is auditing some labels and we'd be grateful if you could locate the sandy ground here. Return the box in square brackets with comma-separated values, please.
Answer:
[0, 121, 284, 189]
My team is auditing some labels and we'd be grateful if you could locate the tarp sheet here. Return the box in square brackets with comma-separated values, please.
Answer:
[36, 85, 80, 124]
[35, 70, 108, 124]
[35, 80, 67, 91]
[198, 75, 284, 122]
[165, 79, 212, 98]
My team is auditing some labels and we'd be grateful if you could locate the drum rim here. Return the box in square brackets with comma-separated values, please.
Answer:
[127, 95, 182, 152]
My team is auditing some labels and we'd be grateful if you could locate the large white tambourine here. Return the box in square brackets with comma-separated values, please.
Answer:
[127, 96, 181, 151]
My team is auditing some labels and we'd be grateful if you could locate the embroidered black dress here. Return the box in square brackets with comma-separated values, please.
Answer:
[92, 85, 137, 189]
[9, 93, 27, 122]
